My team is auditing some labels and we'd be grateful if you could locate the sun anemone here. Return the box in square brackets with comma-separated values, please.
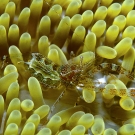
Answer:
[0, 0, 135, 135]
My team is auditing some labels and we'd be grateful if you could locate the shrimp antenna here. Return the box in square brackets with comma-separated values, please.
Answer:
[47, 89, 66, 120]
